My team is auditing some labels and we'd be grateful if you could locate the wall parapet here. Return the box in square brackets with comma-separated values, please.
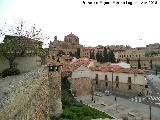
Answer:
[0, 66, 49, 120]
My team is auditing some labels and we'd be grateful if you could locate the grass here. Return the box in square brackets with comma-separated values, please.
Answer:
[51, 76, 113, 120]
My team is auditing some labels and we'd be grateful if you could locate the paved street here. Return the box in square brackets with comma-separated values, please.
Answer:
[147, 74, 160, 95]
[76, 92, 160, 120]
[136, 74, 160, 107]
[129, 95, 160, 106]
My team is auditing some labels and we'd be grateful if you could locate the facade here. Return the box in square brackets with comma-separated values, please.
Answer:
[128, 57, 150, 69]
[70, 63, 148, 97]
[146, 43, 160, 50]
[151, 56, 160, 69]
[71, 65, 92, 96]
[117, 48, 150, 69]
[91, 66, 148, 97]
[80, 47, 95, 58]
[49, 33, 82, 56]
[117, 49, 145, 62]
[79, 45, 130, 59]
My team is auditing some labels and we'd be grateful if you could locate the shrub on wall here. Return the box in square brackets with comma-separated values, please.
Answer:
[2, 68, 20, 78]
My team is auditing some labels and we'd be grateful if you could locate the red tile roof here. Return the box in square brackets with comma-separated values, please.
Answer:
[90, 65, 144, 74]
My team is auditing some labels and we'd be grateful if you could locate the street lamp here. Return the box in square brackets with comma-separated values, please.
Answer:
[146, 97, 151, 120]
[149, 105, 151, 120]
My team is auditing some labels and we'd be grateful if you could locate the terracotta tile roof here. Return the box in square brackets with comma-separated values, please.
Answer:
[71, 58, 90, 66]
[63, 58, 90, 72]
[90, 65, 144, 74]
[62, 66, 73, 72]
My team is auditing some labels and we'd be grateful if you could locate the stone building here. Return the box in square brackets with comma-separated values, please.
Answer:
[127, 57, 150, 69]
[116, 48, 150, 69]
[49, 33, 82, 56]
[70, 63, 148, 97]
[71, 65, 92, 96]
[80, 47, 95, 58]
[146, 43, 160, 50]
[80, 45, 130, 59]
[117, 48, 146, 62]
[91, 65, 148, 97]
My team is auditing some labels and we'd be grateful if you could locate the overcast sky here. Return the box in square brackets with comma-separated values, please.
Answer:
[0, 0, 160, 47]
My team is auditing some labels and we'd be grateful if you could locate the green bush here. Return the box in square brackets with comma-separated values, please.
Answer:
[52, 77, 113, 120]
[2, 68, 20, 78]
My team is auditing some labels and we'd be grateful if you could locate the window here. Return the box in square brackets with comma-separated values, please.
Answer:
[96, 79, 98, 84]
[96, 74, 98, 79]
[115, 76, 119, 82]
[128, 77, 131, 83]
[105, 82, 108, 87]
[95, 74, 98, 84]
[105, 75, 108, 80]
[116, 83, 119, 88]
[115, 76, 119, 88]
[128, 85, 131, 90]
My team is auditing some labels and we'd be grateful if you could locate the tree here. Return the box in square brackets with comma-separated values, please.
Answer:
[138, 58, 141, 69]
[90, 50, 95, 60]
[99, 52, 103, 63]
[57, 50, 65, 57]
[150, 59, 153, 70]
[77, 48, 80, 58]
[108, 51, 111, 63]
[103, 47, 108, 62]
[69, 51, 73, 57]
[96, 51, 100, 62]
[156, 68, 158, 76]
[90, 50, 92, 59]
[0, 20, 46, 69]
[126, 58, 130, 64]
[110, 50, 116, 63]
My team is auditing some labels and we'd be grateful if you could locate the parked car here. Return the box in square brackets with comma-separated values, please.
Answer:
[93, 92, 102, 97]
[105, 90, 112, 96]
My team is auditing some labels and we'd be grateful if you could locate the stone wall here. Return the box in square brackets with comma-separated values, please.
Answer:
[48, 71, 63, 117]
[0, 56, 41, 73]
[94, 80, 147, 97]
[0, 66, 62, 120]
[71, 77, 92, 96]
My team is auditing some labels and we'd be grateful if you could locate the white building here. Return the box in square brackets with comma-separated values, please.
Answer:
[91, 66, 148, 96]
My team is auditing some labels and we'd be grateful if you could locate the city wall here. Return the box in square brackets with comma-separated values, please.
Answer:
[0, 56, 41, 73]
[0, 66, 62, 120]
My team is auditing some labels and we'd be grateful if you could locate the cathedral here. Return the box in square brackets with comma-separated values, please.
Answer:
[49, 32, 82, 56]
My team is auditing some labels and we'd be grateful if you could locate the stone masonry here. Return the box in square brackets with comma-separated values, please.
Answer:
[0, 66, 63, 120]
[48, 67, 63, 118]
[71, 77, 92, 96]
